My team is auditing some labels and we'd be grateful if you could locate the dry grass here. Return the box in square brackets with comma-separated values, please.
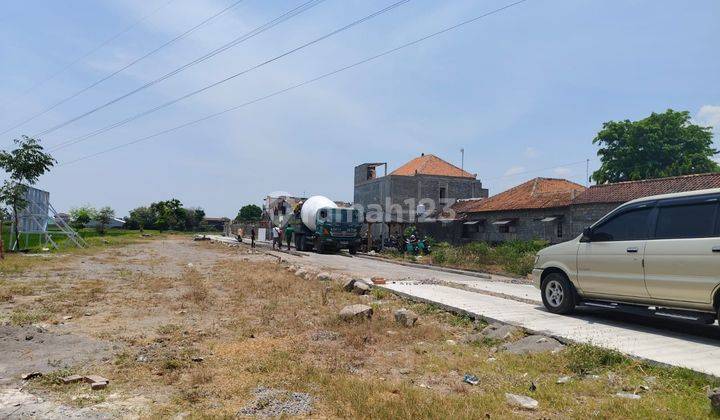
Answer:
[181, 268, 211, 306]
[13, 240, 720, 419]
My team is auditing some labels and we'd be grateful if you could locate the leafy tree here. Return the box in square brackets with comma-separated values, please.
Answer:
[126, 206, 155, 230]
[591, 109, 719, 184]
[0, 136, 55, 249]
[236, 204, 262, 222]
[0, 205, 9, 258]
[125, 202, 205, 231]
[150, 199, 184, 231]
[183, 207, 205, 231]
[94, 206, 115, 235]
[69, 205, 97, 229]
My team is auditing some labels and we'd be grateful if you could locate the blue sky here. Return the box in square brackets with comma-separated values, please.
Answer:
[1, 0, 718, 217]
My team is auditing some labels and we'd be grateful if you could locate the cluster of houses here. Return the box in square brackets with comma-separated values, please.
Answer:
[354, 153, 720, 245]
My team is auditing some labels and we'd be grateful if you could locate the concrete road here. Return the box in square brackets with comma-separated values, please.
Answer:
[268, 249, 720, 377]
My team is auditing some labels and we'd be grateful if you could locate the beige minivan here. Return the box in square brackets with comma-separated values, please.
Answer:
[533, 188, 720, 323]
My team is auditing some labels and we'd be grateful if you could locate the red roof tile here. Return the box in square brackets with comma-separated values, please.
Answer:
[572, 173, 720, 204]
[390, 154, 474, 178]
[454, 178, 586, 213]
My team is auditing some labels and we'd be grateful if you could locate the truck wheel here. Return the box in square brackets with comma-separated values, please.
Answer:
[349, 246, 357, 255]
[541, 272, 576, 314]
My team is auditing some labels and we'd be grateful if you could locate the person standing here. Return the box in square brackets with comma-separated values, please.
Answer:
[284, 225, 294, 250]
[250, 227, 256, 248]
[272, 225, 280, 249]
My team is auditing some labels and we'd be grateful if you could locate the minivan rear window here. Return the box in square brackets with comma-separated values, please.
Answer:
[655, 202, 718, 239]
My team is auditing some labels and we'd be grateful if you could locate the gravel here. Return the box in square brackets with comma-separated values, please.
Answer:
[237, 387, 313, 417]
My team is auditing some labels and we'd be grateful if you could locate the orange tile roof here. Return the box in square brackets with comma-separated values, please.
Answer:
[390, 154, 474, 178]
[454, 178, 586, 213]
[572, 173, 720, 204]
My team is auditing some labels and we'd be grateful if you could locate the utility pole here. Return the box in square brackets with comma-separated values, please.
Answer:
[461, 148, 465, 172]
[586, 159, 590, 186]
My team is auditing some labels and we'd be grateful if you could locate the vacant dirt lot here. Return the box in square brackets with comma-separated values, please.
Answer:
[0, 236, 718, 418]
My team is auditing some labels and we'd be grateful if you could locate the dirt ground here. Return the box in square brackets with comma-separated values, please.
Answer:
[0, 236, 718, 418]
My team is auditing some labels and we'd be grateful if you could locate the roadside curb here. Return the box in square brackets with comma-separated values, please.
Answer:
[355, 253, 493, 280]
[375, 283, 720, 380]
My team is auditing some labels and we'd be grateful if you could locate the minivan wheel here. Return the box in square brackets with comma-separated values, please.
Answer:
[541, 272, 576, 314]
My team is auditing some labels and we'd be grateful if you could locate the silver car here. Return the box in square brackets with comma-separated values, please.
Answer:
[533, 188, 720, 323]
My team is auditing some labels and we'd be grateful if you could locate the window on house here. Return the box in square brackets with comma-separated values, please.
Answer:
[462, 221, 481, 238]
[493, 219, 516, 233]
[557, 222, 563, 238]
[499, 224, 515, 233]
[439, 187, 447, 202]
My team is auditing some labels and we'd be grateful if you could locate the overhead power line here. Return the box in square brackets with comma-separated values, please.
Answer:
[59, 0, 529, 167]
[50, 0, 412, 152]
[0, 0, 247, 136]
[30, 0, 328, 138]
[0, 0, 178, 116]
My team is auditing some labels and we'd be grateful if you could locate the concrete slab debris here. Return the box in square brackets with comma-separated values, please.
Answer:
[352, 281, 370, 295]
[505, 393, 538, 410]
[615, 392, 641, 400]
[501, 335, 565, 355]
[394, 309, 418, 327]
[339, 304, 373, 321]
[481, 323, 520, 341]
[61, 374, 84, 384]
[342, 278, 355, 292]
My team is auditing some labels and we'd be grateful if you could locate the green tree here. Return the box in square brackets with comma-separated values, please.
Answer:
[150, 199, 184, 231]
[591, 109, 719, 184]
[0, 136, 55, 249]
[69, 205, 97, 229]
[127, 206, 155, 230]
[236, 204, 262, 222]
[184, 207, 205, 231]
[94, 206, 115, 235]
[0, 205, 9, 258]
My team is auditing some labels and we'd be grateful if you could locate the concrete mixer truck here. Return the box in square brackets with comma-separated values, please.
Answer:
[288, 195, 362, 254]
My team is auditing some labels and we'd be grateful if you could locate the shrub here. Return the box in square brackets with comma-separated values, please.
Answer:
[428, 239, 550, 276]
[464, 242, 490, 256]
[566, 343, 628, 374]
[431, 247, 447, 265]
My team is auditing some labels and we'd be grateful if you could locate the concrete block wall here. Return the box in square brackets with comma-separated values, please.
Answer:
[460, 209, 570, 244]
[568, 203, 619, 237]
[354, 174, 488, 223]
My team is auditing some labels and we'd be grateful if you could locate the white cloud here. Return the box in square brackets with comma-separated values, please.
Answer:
[695, 105, 720, 131]
[524, 146, 538, 158]
[504, 166, 525, 176]
[553, 167, 571, 177]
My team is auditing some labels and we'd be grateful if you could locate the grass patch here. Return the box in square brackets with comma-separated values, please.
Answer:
[384, 239, 548, 277]
[181, 268, 210, 306]
[565, 343, 630, 374]
[9, 308, 53, 325]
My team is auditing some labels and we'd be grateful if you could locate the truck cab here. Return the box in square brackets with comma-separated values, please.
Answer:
[315, 207, 362, 253]
[292, 206, 362, 254]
